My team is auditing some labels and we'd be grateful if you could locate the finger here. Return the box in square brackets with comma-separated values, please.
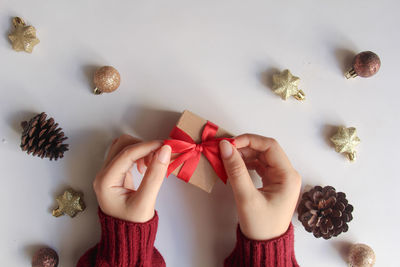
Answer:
[105, 135, 142, 166]
[219, 140, 257, 202]
[238, 147, 258, 161]
[244, 160, 269, 183]
[136, 145, 171, 203]
[244, 159, 261, 170]
[101, 140, 163, 187]
[137, 158, 147, 174]
[144, 152, 154, 167]
[123, 170, 136, 191]
[235, 134, 293, 170]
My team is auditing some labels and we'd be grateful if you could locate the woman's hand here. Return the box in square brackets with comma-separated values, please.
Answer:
[93, 134, 171, 223]
[219, 134, 301, 240]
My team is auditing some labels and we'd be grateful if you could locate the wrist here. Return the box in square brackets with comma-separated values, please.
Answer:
[239, 221, 291, 241]
[126, 209, 156, 223]
[99, 207, 156, 223]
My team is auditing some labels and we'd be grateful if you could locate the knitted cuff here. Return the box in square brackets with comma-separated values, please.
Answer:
[224, 223, 299, 267]
[97, 208, 159, 266]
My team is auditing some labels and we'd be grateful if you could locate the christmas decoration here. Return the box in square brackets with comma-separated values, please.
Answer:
[272, 69, 305, 101]
[345, 51, 381, 79]
[20, 112, 69, 160]
[330, 127, 360, 161]
[93, 66, 121, 94]
[32, 247, 58, 267]
[8, 17, 40, 53]
[52, 189, 85, 218]
[164, 110, 234, 193]
[298, 185, 353, 239]
[348, 243, 376, 267]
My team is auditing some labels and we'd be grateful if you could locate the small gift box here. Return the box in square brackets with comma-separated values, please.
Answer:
[164, 110, 235, 193]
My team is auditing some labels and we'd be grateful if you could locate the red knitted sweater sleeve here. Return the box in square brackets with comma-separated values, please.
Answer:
[76, 209, 165, 267]
[224, 223, 299, 267]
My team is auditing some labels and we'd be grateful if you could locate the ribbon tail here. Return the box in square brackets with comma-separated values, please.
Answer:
[202, 148, 228, 183]
[166, 160, 180, 178]
[202, 138, 235, 184]
[166, 150, 201, 183]
[177, 152, 201, 183]
[166, 150, 195, 178]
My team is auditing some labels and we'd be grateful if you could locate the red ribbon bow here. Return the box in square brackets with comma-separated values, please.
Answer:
[164, 121, 235, 183]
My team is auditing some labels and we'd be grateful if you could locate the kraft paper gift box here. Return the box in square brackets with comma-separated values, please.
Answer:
[165, 110, 234, 193]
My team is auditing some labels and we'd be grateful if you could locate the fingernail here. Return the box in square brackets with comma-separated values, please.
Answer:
[157, 145, 171, 164]
[220, 140, 233, 159]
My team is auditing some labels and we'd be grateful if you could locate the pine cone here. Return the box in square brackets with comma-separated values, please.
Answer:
[20, 112, 69, 160]
[298, 185, 353, 239]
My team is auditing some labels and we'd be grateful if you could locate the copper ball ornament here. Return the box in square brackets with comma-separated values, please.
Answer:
[348, 243, 376, 267]
[32, 247, 59, 267]
[93, 66, 121, 94]
[345, 51, 381, 79]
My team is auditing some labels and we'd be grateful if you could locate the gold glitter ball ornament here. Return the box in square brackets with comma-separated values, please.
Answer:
[348, 243, 376, 267]
[330, 127, 360, 161]
[93, 66, 121, 94]
[272, 69, 305, 101]
[52, 189, 85, 218]
[8, 17, 40, 53]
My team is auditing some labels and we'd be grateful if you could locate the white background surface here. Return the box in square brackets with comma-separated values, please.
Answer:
[0, 0, 399, 266]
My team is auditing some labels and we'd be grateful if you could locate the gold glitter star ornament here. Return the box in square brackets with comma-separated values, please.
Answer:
[52, 189, 86, 218]
[330, 127, 361, 161]
[272, 69, 305, 101]
[8, 17, 40, 53]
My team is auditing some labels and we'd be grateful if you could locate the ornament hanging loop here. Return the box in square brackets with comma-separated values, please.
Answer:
[345, 68, 357, 79]
[348, 151, 356, 161]
[93, 87, 103, 95]
[52, 208, 63, 217]
[12, 17, 25, 27]
[294, 89, 306, 101]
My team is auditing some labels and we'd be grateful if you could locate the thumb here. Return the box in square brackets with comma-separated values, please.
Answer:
[219, 140, 257, 202]
[136, 145, 171, 203]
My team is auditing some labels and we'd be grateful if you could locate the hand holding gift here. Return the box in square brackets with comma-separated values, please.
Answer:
[220, 134, 302, 240]
[93, 134, 171, 223]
